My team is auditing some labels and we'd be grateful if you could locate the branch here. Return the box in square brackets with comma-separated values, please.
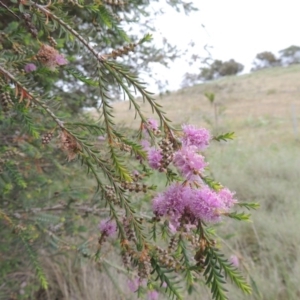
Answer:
[32, 2, 107, 63]
[0, 65, 65, 129]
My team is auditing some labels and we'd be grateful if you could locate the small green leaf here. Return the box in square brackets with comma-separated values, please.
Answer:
[226, 211, 251, 221]
[213, 132, 235, 142]
[204, 92, 215, 103]
[237, 202, 260, 210]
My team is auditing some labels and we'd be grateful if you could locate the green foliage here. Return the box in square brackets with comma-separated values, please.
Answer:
[151, 258, 183, 300]
[204, 247, 251, 300]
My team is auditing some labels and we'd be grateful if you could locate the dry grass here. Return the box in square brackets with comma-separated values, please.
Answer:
[206, 144, 300, 300]
[39, 251, 134, 300]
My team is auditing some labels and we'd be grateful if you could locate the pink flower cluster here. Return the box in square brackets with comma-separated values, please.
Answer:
[144, 123, 237, 227]
[152, 183, 237, 229]
[24, 63, 37, 73]
[145, 123, 211, 178]
[145, 118, 159, 132]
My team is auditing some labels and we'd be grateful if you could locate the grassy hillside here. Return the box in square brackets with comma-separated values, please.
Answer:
[113, 64, 300, 146]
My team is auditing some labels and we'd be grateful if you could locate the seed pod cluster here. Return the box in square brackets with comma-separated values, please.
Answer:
[0, 91, 14, 112]
[157, 138, 175, 171]
[2, 150, 16, 159]
[103, 0, 125, 7]
[121, 181, 147, 193]
[42, 132, 54, 144]
[123, 217, 137, 243]
[110, 43, 137, 59]
[121, 250, 131, 268]
[138, 251, 151, 279]
[0, 77, 7, 87]
[168, 236, 177, 253]
[12, 43, 24, 54]
[120, 240, 137, 269]
[0, 149, 16, 165]
[194, 239, 210, 270]
[47, 36, 57, 48]
[182, 232, 197, 246]
[119, 143, 131, 152]
[22, 13, 38, 38]
[131, 171, 143, 181]
[155, 246, 183, 271]
[104, 185, 119, 204]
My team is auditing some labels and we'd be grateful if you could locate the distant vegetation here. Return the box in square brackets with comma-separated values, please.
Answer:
[183, 45, 300, 87]
[182, 59, 244, 87]
[199, 59, 244, 81]
[252, 45, 300, 71]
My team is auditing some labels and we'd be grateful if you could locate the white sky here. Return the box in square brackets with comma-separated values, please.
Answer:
[144, 0, 300, 92]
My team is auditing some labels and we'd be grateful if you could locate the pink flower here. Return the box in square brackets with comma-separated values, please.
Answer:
[98, 135, 106, 141]
[127, 278, 146, 292]
[24, 63, 37, 73]
[98, 219, 116, 237]
[230, 255, 239, 268]
[147, 290, 159, 300]
[181, 124, 211, 150]
[168, 222, 177, 234]
[55, 54, 68, 66]
[127, 278, 139, 292]
[141, 139, 150, 151]
[173, 146, 207, 179]
[146, 118, 159, 132]
[148, 148, 163, 170]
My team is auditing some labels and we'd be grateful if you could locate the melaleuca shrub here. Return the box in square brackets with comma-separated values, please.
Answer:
[0, 2, 258, 300]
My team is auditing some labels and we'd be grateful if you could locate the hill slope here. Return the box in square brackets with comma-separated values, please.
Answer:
[113, 64, 300, 146]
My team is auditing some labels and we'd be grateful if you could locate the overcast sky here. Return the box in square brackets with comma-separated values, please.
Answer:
[144, 0, 300, 92]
